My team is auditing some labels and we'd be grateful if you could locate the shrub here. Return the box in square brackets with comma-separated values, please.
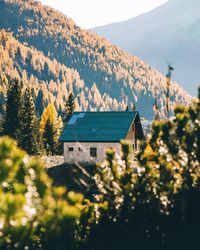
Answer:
[83, 90, 200, 250]
[0, 136, 83, 250]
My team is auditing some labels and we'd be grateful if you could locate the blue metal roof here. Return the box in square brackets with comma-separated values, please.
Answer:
[60, 111, 138, 142]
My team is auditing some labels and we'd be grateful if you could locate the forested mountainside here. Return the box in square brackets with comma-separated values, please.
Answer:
[94, 0, 200, 96]
[0, 0, 192, 118]
[0, 30, 127, 115]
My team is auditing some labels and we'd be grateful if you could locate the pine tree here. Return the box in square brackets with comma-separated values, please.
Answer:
[3, 78, 22, 140]
[20, 87, 43, 155]
[36, 89, 45, 117]
[43, 118, 57, 155]
[64, 93, 75, 123]
[40, 103, 63, 155]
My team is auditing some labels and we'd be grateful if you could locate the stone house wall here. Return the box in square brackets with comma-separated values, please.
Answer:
[63, 142, 121, 163]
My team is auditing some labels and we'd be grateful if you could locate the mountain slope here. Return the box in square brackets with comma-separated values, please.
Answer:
[0, 30, 127, 114]
[94, 0, 200, 96]
[0, 0, 192, 118]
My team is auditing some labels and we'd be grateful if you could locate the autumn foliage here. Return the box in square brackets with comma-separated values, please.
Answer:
[0, 0, 193, 118]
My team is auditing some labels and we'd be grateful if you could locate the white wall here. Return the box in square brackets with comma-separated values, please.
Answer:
[63, 142, 121, 163]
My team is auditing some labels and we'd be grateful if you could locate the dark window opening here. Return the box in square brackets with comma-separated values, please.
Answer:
[68, 147, 74, 152]
[78, 147, 83, 152]
[90, 147, 97, 158]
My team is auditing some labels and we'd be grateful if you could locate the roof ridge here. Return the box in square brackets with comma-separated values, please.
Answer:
[73, 111, 138, 113]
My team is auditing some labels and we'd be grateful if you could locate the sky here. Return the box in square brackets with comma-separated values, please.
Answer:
[40, 0, 168, 29]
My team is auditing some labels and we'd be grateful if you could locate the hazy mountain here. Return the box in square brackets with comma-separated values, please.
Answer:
[0, 0, 192, 119]
[93, 0, 200, 96]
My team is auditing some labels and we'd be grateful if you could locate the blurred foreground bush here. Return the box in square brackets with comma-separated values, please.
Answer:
[82, 89, 200, 250]
[0, 137, 83, 250]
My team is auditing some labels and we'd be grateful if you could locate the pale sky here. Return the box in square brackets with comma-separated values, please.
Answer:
[40, 0, 168, 29]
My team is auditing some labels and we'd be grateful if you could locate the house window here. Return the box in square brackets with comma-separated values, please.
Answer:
[68, 147, 74, 152]
[78, 147, 83, 152]
[90, 147, 97, 158]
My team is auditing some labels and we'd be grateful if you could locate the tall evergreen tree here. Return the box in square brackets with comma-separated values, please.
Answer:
[36, 89, 45, 117]
[20, 87, 43, 155]
[64, 93, 75, 123]
[43, 118, 57, 155]
[40, 103, 63, 155]
[3, 79, 22, 139]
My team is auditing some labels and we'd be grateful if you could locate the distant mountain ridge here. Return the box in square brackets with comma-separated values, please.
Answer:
[93, 0, 200, 95]
[0, 0, 192, 119]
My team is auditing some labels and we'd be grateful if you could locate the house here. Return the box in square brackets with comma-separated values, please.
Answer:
[60, 111, 144, 163]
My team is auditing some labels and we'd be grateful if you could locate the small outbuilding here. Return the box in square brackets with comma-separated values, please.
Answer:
[60, 111, 144, 163]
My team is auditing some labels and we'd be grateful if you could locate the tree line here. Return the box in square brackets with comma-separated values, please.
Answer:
[0, 78, 76, 155]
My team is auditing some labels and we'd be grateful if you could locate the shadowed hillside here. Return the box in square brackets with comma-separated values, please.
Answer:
[94, 0, 200, 95]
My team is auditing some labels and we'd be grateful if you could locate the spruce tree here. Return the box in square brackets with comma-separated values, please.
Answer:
[40, 104, 63, 155]
[43, 118, 56, 155]
[36, 89, 45, 117]
[20, 87, 42, 155]
[64, 92, 75, 123]
[3, 78, 22, 140]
